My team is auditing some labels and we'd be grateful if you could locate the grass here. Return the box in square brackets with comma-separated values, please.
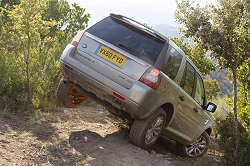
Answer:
[0, 110, 17, 120]
[196, 157, 222, 166]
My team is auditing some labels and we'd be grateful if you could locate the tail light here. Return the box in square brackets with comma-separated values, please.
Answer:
[71, 31, 84, 46]
[139, 67, 162, 90]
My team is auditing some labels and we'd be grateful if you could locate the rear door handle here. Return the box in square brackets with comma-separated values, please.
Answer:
[194, 107, 198, 112]
[205, 118, 209, 124]
[179, 95, 185, 101]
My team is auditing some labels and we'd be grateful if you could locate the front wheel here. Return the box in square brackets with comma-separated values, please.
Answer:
[129, 108, 166, 148]
[57, 77, 86, 108]
[176, 131, 210, 158]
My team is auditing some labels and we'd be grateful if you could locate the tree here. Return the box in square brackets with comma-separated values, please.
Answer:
[175, 0, 250, 165]
[41, 0, 90, 42]
[237, 59, 250, 99]
[0, 0, 90, 110]
[0, 0, 20, 30]
[171, 37, 219, 101]
[0, 0, 20, 7]
[7, 0, 58, 103]
[171, 37, 215, 75]
[204, 80, 220, 100]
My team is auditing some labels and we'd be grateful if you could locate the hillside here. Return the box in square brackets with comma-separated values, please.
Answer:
[0, 105, 221, 165]
[210, 69, 233, 96]
[152, 24, 182, 38]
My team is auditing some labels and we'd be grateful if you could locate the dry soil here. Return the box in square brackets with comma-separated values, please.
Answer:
[0, 105, 222, 165]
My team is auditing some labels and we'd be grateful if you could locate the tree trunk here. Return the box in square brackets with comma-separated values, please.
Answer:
[232, 68, 239, 166]
[26, 33, 31, 103]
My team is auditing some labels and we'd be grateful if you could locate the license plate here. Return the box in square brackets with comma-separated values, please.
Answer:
[96, 45, 126, 67]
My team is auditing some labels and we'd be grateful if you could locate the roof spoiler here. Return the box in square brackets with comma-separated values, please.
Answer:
[110, 13, 167, 42]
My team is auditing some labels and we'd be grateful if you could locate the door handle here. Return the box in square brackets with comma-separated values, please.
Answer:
[193, 107, 198, 112]
[179, 95, 185, 101]
[205, 118, 209, 124]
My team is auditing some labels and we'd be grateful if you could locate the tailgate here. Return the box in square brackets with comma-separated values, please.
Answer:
[73, 33, 150, 89]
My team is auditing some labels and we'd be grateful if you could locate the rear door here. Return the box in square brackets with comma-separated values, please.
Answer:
[187, 72, 208, 136]
[176, 61, 206, 141]
[175, 61, 198, 142]
[73, 16, 165, 89]
[162, 45, 190, 138]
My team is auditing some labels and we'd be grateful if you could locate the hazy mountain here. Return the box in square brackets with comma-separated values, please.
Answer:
[152, 24, 182, 38]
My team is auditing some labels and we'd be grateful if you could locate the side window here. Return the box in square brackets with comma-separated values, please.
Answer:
[163, 47, 183, 80]
[194, 74, 205, 106]
[180, 62, 195, 96]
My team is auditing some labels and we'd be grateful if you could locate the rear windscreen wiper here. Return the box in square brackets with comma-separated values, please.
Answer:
[117, 42, 141, 54]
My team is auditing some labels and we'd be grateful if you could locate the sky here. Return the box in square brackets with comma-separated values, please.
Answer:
[67, 0, 217, 27]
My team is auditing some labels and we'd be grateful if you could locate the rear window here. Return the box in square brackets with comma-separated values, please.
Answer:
[86, 16, 164, 65]
[163, 46, 183, 80]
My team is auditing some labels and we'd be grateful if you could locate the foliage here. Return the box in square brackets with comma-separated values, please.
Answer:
[8, 0, 59, 102]
[171, 37, 215, 75]
[175, 0, 250, 164]
[238, 92, 250, 165]
[204, 80, 220, 101]
[238, 92, 250, 134]
[0, 0, 21, 27]
[171, 37, 219, 101]
[210, 69, 233, 96]
[237, 58, 250, 98]
[0, 0, 90, 111]
[214, 112, 250, 166]
[175, 0, 249, 69]
[0, 0, 20, 7]
[42, 0, 90, 41]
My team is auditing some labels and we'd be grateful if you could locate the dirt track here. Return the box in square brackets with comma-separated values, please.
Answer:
[0, 105, 221, 165]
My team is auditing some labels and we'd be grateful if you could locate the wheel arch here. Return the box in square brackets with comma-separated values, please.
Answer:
[205, 128, 212, 136]
[160, 102, 174, 126]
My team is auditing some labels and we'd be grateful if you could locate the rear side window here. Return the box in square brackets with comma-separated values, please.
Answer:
[163, 46, 183, 80]
[194, 74, 205, 106]
[86, 17, 164, 65]
[180, 62, 195, 96]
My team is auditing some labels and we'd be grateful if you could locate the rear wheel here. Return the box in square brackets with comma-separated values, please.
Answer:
[129, 108, 166, 148]
[176, 131, 210, 158]
[57, 77, 86, 108]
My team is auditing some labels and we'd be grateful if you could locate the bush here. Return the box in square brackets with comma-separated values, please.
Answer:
[214, 112, 250, 166]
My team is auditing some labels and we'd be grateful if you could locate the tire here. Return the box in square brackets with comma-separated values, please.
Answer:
[176, 131, 210, 158]
[57, 76, 86, 108]
[129, 108, 166, 148]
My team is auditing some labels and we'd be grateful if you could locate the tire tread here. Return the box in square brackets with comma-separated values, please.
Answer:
[129, 108, 166, 148]
[57, 76, 85, 108]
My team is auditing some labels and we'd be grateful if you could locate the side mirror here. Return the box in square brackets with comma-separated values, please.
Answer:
[206, 102, 217, 113]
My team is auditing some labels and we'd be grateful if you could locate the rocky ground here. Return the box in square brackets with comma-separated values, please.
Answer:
[0, 105, 223, 165]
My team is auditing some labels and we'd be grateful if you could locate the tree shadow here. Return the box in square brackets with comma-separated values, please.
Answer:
[0, 116, 58, 142]
[0, 106, 109, 142]
[0, 106, 209, 165]
[147, 136, 179, 156]
[69, 130, 105, 155]
[65, 127, 187, 166]
[67, 129, 172, 166]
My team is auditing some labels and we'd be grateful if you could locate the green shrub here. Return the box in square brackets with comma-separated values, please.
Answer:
[214, 112, 250, 166]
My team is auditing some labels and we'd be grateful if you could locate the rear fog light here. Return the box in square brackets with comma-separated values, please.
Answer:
[113, 92, 125, 101]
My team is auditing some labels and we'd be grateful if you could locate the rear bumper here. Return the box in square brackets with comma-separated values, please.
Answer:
[59, 45, 158, 120]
